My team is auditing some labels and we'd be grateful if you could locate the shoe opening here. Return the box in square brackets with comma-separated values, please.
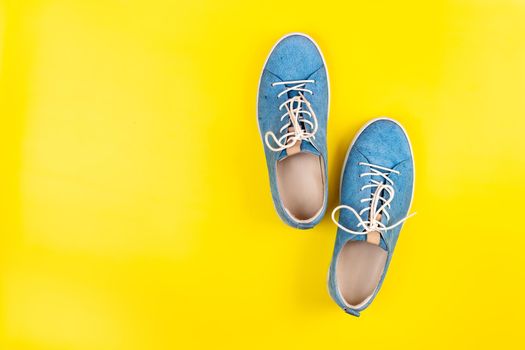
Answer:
[276, 152, 324, 222]
[336, 241, 387, 308]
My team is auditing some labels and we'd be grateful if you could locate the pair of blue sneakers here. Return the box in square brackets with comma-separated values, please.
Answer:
[257, 33, 415, 316]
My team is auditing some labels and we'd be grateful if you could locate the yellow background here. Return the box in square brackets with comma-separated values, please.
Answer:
[1, 0, 525, 348]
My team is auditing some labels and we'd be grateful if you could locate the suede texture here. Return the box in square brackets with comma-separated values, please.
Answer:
[257, 34, 329, 229]
[328, 119, 414, 316]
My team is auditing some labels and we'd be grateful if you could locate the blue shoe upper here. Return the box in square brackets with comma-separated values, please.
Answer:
[257, 34, 329, 229]
[328, 118, 415, 316]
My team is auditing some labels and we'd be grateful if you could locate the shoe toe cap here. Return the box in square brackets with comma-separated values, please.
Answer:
[264, 34, 325, 81]
[353, 118, 413, 168]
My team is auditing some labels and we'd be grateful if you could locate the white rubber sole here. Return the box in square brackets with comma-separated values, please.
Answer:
[255, 32, 330, 138]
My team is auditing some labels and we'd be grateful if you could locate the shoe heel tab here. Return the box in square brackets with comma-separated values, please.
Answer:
[344, 308, 360, 317]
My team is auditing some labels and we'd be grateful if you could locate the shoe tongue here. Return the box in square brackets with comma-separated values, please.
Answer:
[369, 232, 388, 251]
[277, 140, 320, 161]
[344, 213, 389, 251]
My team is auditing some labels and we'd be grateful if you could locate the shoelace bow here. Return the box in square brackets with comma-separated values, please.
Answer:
[264, 80, 318, 152]
[331, 162, 415, 235]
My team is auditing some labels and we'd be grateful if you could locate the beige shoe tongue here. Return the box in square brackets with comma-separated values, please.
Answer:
[286, 126, 302, 156]
[366, 213, 382, 246]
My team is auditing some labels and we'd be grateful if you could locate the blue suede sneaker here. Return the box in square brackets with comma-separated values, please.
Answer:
[257, 33, 329, 229]
[328, 118, 415, 316]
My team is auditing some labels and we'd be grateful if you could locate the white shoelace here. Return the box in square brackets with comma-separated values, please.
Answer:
[264, 80, 318, 152]
[331, 162, 415, 235]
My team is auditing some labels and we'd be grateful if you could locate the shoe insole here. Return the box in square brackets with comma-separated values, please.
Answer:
[336, 241, 387, 307]
[276, 152, 324, 221]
